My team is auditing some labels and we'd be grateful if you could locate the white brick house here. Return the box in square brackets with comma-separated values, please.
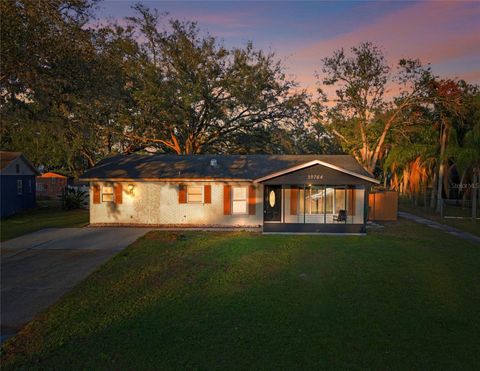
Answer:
[80, 154, 379, 233]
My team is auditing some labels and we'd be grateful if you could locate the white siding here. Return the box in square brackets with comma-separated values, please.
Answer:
[90, 181, 263, 226]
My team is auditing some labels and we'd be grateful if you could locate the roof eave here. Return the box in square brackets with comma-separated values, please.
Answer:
[79, 177, 254, 182]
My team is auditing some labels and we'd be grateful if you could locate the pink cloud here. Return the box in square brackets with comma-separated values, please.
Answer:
[289, 1, 480, 92]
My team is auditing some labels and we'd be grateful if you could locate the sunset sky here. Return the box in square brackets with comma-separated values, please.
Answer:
[96, 1, 480, 93]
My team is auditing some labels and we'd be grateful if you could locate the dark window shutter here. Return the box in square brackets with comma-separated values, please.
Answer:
[179, 184, 187, 204]
[223, 185, 231, 215]
[248, 185, 256, 215]
[204, 185, 211, 204]
[290, 187, 298, 215]
[114, 183, 123, 204]
[93, 184, 100, 204]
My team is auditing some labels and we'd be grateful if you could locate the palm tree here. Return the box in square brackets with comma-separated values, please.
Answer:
[447, 93, 480, 221]
[427, 80, 466, 213]
[383, 143, 436, 205]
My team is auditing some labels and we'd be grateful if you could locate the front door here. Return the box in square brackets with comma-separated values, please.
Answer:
[264, 185, 282, 222]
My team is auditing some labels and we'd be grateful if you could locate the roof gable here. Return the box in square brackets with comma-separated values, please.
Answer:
[254, 160, 379, 184]
[0, 151, 40, 176]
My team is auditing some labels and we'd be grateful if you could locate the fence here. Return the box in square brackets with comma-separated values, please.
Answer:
[368, 191, 398, 221]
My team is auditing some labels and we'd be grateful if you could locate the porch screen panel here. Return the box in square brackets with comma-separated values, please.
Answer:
[325, 187, 334, 214]
[335, 189, 346, 213]
[290, 187, 298, 215]
[346, 188, 365, 224]
[347, 189, 356, 216]
[298, 188, 304, 213]
[308, 186, 325, 214]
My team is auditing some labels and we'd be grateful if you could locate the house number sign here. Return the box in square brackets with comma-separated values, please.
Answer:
[307, 174, 324, 180]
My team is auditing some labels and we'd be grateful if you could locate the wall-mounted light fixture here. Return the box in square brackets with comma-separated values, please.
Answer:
[128, 184, 135, 196]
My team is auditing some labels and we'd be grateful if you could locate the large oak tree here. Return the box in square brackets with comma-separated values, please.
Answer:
[117, 5, 309, 154]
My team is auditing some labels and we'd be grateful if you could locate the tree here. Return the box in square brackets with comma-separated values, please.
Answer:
[116, 5, 309, 154]
[426, 80, 467, 212]
[0, 0, 132, 175]
[447, 90, 480, 220]
[314, 42, 433, 172]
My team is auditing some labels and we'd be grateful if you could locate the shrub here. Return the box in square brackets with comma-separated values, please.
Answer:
[60, 187, 87, 210]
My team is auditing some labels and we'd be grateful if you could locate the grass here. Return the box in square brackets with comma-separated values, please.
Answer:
[399, 200, 480, 237]
[1, 220, 479, 370]
[0, 203, 89, 241]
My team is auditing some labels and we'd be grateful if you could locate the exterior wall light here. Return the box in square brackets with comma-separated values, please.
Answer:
[128, 184, 135, 196]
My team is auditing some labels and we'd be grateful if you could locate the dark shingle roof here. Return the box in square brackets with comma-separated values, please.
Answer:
[80, 154, 374, 181]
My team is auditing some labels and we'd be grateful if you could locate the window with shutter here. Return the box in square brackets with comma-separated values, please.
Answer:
[232, 187, 247, 214]
[102, 186, 114, 202]
[187, 186, 203, 203]
[290, 187, 298, 215]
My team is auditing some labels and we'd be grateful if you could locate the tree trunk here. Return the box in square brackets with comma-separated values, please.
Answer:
[423, 186, 428, 210]
[436, 120, 449, 213]
[430, 168, 438, 209]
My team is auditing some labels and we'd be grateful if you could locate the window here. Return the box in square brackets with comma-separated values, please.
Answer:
[102, 186, 114, 202]
[232, 186, 247, 214]
[17, 180, 23, 195]
[187, 186, 203, 203]
[15, 164, 20, 173]
[325, 187, 334, 214]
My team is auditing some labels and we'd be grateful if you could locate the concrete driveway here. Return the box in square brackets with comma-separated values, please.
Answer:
[1, 227, 149, 341]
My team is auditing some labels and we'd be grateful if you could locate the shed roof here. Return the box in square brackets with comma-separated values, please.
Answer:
[80, 154, 377, 183]
[38, 172, 67, 179]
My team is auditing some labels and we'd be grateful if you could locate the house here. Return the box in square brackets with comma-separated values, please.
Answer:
[36, 172, 69, 198]
[80, 154, 380, 234]
[0, 151, 39, 218]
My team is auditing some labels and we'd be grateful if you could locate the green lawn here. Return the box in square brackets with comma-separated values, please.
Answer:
[399, 201, 480, 237]
[0, 206, 89, 241]
[2, 221, 479, 369]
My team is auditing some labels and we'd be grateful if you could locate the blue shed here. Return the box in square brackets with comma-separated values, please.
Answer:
[0, 151, 39, 218]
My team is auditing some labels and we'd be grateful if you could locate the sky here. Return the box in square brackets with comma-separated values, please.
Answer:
[95, 1, 480, 94]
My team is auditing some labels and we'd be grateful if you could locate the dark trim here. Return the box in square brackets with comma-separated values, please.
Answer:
[262, 223, 366, 234]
